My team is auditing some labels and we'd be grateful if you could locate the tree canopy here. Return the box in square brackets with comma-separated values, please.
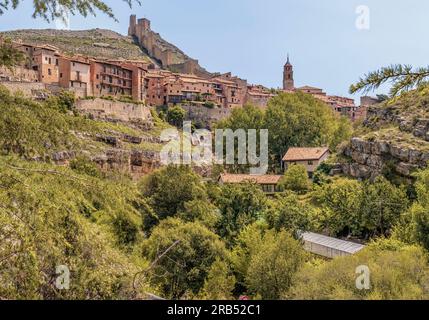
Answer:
[216, 92, 352, 168]
[0, 0, 140, 21]
[288, 239, 429, 300]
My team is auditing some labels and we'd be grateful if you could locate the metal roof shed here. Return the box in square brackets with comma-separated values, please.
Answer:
[301, 232, 365, 259]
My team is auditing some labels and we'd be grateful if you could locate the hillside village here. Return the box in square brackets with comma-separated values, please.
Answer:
[3, 8, 429, 302]
[1, 15, 375, 127]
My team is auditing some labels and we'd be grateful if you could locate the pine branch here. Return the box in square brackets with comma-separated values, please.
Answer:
[350, 64, 429, 97]
[0, 0, 141, 21]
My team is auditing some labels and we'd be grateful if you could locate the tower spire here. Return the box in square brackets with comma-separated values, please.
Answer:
[283, 54, 294, 91]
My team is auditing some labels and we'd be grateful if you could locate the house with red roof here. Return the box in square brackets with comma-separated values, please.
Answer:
[282, 147, 330, 177]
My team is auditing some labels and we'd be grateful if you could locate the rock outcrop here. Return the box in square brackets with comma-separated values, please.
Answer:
[342, 137, 427, 179]
[340, 88, 429, 179]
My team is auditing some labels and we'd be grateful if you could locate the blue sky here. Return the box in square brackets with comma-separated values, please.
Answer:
[1, 0, 429, 98]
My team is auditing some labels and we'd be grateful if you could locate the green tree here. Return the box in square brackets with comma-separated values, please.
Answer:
[360, 176, 408, 237]
[178, 199, 220, 230]
[0, 85, 72, 158]
[264, 191, 316, 235]
[0, 37, 24, 68]
[246, 230, 306, 300]
[288, 239, 429, 300]
[0, 157, 146, 300]
[142, 218, 229, 299]
[265, 92, 343, 163]
[315, 177, 408, 238]
[230, 223, 267, 292]
[0, 0, 140, 21]
[166, 105, 187, 127]
[139, 165, 208, 231]
[199, 259, 236, 300]
[330, 116, 352, 151]
[394, 167, 429, 251]
[70, 156, 101, 178]
[216, 104, 265, 131]
[280, 164, 311, 194]
[215, 182, 267, 245]
[313, 178, 363, 236]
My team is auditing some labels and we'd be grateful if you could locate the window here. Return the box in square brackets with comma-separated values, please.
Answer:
[308, 161, 314, 166]
[48, 69, 52, 76]
[96, 74, 99, 80]
[60, 73, 63, 78]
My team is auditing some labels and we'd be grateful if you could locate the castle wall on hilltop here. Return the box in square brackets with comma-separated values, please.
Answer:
[128, 15, 205, 76]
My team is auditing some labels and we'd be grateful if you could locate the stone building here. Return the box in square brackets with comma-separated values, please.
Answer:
[90, 60, 134, 98]
[58, 56, 92, 98]
[283, 54, 294, 91]
[32, 46, 60, 84]
[10, 42, 60, 84]
[145, 71, 167, 107]
[245, 85, 275, 108]
[283, 147, 331, 177]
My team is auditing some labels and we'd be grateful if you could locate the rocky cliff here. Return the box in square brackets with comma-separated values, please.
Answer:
[340, 87, 429, 179]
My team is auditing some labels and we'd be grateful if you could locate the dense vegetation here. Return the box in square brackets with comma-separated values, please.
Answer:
[2, 85, 429, 300]
[216, 92, 352, 170]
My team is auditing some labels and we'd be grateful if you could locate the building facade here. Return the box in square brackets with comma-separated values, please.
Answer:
[283, 147, 331, 177]
[58, 56, 92, 98]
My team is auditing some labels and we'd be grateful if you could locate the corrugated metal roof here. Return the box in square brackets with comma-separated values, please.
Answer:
[302, 232, 365, 254]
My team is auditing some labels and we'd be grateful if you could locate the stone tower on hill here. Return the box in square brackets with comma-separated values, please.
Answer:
[283, 54, 294, 91]
[128, 15, 211, 78]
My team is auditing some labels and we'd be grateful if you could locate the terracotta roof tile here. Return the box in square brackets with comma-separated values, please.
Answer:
[219, 174, 283, 185]
[283, 147, 330, 161]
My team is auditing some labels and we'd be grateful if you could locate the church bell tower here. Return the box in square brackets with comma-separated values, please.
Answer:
[283, 54, 294, 91]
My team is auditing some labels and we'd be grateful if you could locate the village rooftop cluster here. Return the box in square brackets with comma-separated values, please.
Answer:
[0, 15, 376, 123]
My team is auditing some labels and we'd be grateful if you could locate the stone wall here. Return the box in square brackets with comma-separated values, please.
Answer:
[0, 81, 47, 98]
[76, 98, 153, 123]
[182, 105, 231, 128]
[342, 137, 429, 179]
[0, 66, 39, 82]
[93, 149, 161, 180]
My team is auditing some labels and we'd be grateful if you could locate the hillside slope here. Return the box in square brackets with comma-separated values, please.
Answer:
[1, 28, 155, 62]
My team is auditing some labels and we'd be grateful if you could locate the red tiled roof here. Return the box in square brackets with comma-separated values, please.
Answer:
[219, 174, 283, 185]
[282, 147, 330, 161]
